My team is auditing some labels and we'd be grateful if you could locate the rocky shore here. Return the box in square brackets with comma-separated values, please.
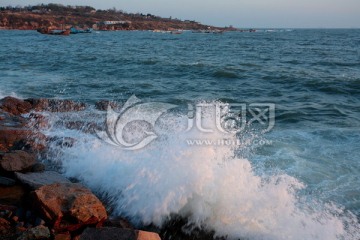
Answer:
[0, 96, 162, 240]
[0, 4, 234, 31]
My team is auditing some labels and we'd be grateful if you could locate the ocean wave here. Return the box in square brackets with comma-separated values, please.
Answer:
[41, 102, 360, 240]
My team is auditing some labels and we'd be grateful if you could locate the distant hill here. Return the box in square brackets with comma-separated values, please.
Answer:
[0, 3, 234, 31]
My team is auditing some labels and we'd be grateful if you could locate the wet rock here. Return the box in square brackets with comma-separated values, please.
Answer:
[0, 185, 26, 205]
[95, 100, 119, 111]
[0, 97, 32, 116]
[63, 121, 100, 134]
[17, 225, 50, 240]
[0, 110, 26, 128]
[80, 228, 161, 240]
[31, 163, 46, 173]
[15, 171, 70, 190]
[0, 127, 47, 152]
[0, 150, 37, 172]
[0, 176, 16, 186]
[26, 98, 86, 112]
[26, 113, 50, 130]
[48, 137, 75, 148]
[33, 183, 107, 232]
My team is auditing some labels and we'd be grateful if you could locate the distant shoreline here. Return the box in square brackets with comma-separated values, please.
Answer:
[0, 4, 237, 32]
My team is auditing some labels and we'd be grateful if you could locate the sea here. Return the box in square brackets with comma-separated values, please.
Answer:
[0, 29, 359, 239]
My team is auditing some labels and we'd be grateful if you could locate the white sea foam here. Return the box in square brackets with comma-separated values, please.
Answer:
[43, 105, 360, 240]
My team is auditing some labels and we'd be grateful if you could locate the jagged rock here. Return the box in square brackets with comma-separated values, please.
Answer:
[80, 228, 161, 240]
[0, 97, 32, 116]
[0, 185, 26, 205]
[0, 150, 37, 172]
[33, 183, 107, 232]
[15, 171, 70, 190]
[0, 176, 16, 186]
[25, 98, 86, 112]
[17, 225, 50, 240]
[0, 127, 47, 152]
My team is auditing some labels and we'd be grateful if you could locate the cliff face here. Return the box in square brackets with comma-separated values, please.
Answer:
[0, 5, 223, 31]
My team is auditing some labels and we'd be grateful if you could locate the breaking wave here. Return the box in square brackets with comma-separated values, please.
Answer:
[42, 102, 359, 240]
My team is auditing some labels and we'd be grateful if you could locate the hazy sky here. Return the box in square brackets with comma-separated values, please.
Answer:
[1, 0, 359, 28]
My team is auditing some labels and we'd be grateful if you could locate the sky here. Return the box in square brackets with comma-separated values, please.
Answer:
[1, 0, 359, 28]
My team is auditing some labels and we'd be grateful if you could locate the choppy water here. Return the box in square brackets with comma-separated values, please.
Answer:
[1, 29, 360, 239]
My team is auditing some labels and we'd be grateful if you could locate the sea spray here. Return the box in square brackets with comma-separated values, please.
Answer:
[41, 103, 360, 240]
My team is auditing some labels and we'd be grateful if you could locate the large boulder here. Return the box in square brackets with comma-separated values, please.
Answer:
[0, 127, 47, 152]
[0, 97, 32, 115]
[25, 99, 86, 112]
[15, 171, 71, 190]
[33, 183, 107, 232]
[0, 150, 37, 172]
[80, 228, 161, 240]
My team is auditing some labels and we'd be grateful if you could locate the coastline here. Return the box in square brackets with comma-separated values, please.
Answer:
[0, 96, 163, 240]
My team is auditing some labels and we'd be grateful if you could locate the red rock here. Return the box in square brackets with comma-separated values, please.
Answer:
[137, 230, 162, 240]
[0, 97, 32, 115]
[0, 150, 37, 172]
[26, 98, 86, 112]
[54, 232, 71, 240]
[0, 127, 47, 152]
[33, 183, 107, 232]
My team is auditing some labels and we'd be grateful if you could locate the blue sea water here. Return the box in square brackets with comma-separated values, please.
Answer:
[0, 29, 360, 239]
